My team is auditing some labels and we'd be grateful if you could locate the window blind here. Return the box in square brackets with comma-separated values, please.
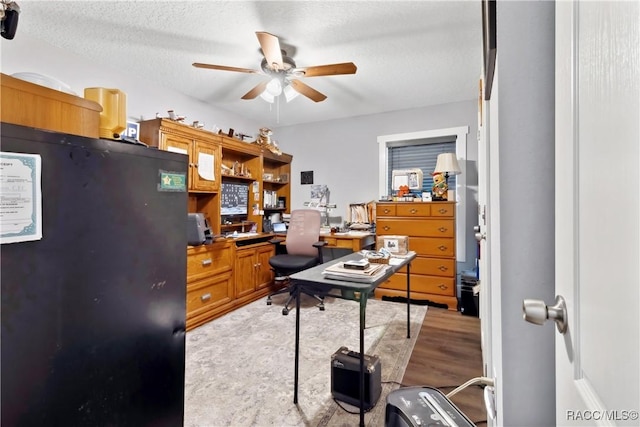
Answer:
[387, 140, 456, 194]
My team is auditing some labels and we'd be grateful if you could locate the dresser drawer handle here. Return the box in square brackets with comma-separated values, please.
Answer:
[200, 293, 211, 302]
[438, 284, 448, 290]
[384, 209, 391, 214]
[438, 208, 448, 214]
[438, 227, 448, 233]
[438, 245, 448, 252]
[410, 208, 418, 214]
[201, 258, 212, 266]
[383, 226, 391, 231]
[438, 265, 448, 272]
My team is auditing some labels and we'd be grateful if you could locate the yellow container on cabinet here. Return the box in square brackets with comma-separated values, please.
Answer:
[84, 87, 126, 139]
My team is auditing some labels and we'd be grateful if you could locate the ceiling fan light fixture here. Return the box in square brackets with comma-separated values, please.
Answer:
[283, 84, 299, 102]
[266, 78, 282, 96]
[259, 91, 275, 103]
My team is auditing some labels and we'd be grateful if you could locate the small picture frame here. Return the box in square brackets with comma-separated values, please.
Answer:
[301, 171, 314, 185]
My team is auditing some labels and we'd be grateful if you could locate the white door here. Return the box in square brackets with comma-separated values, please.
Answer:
[554, 1, 639, 425]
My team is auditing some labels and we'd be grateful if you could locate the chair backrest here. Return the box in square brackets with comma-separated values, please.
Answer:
[285, 209, 322, 257]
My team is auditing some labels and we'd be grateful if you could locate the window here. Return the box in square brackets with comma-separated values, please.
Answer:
[386, 138, 456, 195]
[378, 126, 468, 262]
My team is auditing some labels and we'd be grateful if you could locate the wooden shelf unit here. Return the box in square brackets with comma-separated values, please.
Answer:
[138, 118, 292, 329]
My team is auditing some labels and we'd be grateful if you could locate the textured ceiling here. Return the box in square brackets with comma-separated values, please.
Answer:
[16, 0, 483, 127]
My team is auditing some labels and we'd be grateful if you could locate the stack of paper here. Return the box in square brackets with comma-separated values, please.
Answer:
[322, 262, 391, 283]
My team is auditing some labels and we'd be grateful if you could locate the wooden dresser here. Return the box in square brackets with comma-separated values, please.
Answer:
[375, 201, 457, 310]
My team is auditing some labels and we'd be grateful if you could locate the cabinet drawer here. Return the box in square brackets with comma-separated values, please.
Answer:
[397, 257, 456, 277]
[377, 219, 454, 238]
[376, 204, 396, 217]
[380, 273, 456, 296]
[408, 237, 455, 257]
[187, 242, 233, 282]
[186, 273, 234, 317]
[430, 203, 454, 217]
[396, 204, 431, 217]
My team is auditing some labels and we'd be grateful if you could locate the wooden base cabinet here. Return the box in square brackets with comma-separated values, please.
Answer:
[375, 201, 458, 310]
[235, 243, 275, 299]
[186, 241, 234, 330]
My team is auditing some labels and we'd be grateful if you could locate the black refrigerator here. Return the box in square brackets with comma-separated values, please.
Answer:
[1, 123, 188, 426]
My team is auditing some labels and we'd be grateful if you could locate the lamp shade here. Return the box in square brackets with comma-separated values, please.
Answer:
[434, 153, 461, 175]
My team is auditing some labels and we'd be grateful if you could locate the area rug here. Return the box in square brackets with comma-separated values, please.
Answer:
[184, 293, 427, 427]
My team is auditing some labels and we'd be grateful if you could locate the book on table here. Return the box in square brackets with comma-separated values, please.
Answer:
[322, 261, 391, 283]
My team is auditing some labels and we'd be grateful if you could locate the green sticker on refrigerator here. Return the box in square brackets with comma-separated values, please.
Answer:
[158, 171, 187, 192]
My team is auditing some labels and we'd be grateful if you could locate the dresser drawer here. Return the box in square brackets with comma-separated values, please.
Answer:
[430, 203, 454, 217]
[397, 257, 456, 277]
[186, 273, 234, 317]
[376, 204, 396, 217]
[187, 242, 233, 283]
[408, 237, 455, 257]
[396, 203, 431, 217]
[377, 219, 454, 238]
[380, 273, 456, 296]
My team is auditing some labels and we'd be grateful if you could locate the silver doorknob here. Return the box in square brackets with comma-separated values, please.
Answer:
[522, 295, 567, 334]
[474, 232, 486, 242]
[473, 225, 481, 232]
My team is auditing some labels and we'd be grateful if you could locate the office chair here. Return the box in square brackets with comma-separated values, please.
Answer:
[266, 209, 327, 315]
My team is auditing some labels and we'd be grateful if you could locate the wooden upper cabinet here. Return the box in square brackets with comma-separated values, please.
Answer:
[140, 118, 221, 192]
[190, 139, 220, 192]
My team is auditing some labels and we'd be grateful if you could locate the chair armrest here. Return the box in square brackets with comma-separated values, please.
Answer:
[269, 237, 285, 245]
[313, 241, 327, 264]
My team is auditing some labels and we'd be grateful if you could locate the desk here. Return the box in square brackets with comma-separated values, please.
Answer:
[318, 231, 375, 251]
[289, 251, 416, 427]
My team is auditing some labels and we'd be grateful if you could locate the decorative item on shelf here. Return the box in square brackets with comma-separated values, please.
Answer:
[263, 172, 274, 181]
[221, 163, 233, 175]
[433, 152, 462, 201]
[254, 127, 282, 155]
[431, 172, 448, 201]
[277, 173, 289, 183]
[396, 185, 410, 198]
[167, 109, 186, 122]
[192, 120, 204, 129]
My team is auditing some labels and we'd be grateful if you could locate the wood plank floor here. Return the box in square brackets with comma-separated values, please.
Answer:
[401, 307, 487, 425]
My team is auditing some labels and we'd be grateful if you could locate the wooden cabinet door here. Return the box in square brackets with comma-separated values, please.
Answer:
[255, 244, 275, 290]
[192, 140, 219, 192]
[235, 248, 256, 298]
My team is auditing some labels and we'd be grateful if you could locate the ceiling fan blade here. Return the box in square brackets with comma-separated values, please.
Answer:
[256, 31, 284, 71]
[193, 63, 259, 74]
[298, 62, 357, 77]
[241, 81, 269, 100]
[290, 80, 327, 102]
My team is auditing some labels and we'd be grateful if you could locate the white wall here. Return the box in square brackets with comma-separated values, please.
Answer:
[275, 100, 479, 271]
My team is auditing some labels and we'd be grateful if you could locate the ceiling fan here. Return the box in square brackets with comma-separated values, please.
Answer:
[193, 31, 357, 103]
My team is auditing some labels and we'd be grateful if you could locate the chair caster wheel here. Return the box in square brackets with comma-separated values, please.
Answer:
[319, 305, 325, 311]
[282, 308, 289, 315]
[266, 297, 272, 306]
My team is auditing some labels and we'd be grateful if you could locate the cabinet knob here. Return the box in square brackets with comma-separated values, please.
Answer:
[201, 258, 212, 266]
[438, 208, 447, 214]
[438, 245, 447, 252]
[438, 265, 448, 272]
[410, 208, 418, 214]
[200, 293, 211, 302]
[383, 226, 391, 231]
[438, 284, 448, 290]
[384, 209, 391, 214]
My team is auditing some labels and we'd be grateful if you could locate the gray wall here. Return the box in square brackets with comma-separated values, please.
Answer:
[496, 1, 556, 424]
[276, 100, 479, 271]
